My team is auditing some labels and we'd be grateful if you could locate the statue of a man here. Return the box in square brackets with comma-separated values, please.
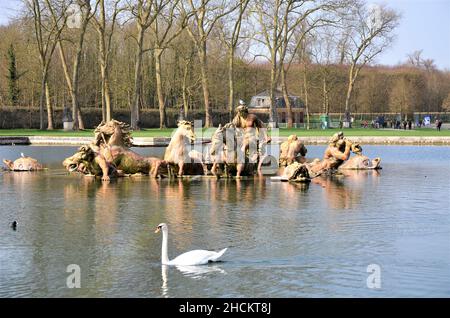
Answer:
[232, 100, 271, 139]
[310, 131, 353, 174]
[231, 100, 271, 167]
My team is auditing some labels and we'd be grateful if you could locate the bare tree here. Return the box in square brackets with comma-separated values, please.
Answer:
[389, 73, 426, 117]
[27, 0, 67, 130]
[310, 25, 341, 115]
[342, 1, 400, 125]
[253, 0, 327, 127]
[257, 0, 349, 128]
[181, 0, 239, 127]
[407, 50, 424, 68]
[128, 0, 159, 130]
[150, 0, 186, 128]
[253, 0, 283, 127]
[51, 0, 98, 130]
[175, 37, 199, 117]
[300, 39, 312, 129]
[442, 92, 450, 112]
[278, 1, 343, 128]
[92, 0, 123, 122]
[217, 0, 250, 121]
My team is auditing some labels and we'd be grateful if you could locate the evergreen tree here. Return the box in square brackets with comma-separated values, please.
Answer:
[6, 44, 20, 106]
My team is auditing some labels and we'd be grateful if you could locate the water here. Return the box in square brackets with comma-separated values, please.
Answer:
[0, 145, 449, 297]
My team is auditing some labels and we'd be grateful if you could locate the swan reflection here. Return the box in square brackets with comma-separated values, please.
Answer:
[160, 264, 226, 297]
[175, 264, 226, 279]
[161, 265, 169, 298]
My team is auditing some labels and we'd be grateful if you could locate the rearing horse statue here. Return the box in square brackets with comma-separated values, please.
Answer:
[209, 123, 258, 177]
[164, 120, 207, 177]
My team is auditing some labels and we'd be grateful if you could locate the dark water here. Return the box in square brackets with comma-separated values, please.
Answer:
[0, 145, 449, 297]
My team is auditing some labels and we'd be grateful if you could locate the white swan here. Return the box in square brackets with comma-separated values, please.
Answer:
[155, 223, 227, 266]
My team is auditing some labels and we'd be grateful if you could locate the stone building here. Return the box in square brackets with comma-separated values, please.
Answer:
[248, 89, 305, 125]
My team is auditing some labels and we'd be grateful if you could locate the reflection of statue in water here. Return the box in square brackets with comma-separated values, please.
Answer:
[312, 176, 361, 210]
[63, 120, 166, 181]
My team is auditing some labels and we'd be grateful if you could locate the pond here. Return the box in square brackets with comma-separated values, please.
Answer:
[0, 145, 449, 297]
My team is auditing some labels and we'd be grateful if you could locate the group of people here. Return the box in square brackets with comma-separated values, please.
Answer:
[400, 120, 413, 130]
[368, 118, 445, 131]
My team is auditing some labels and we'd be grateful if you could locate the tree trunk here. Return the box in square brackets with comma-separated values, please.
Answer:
[182, 60, 189, 117]
[269, 52, 278, 127]
[39, 71, 46, 130]
[344, 77, 354, 114]
[101, 81, 106, 122]
[131, 24, 144, 130]
[280, 66, 293, 128]
[322, 77, 330, 114]
[99, 35, 111, 122]
[228, 49, 235, 122]
[99, 63, 112, 122]
[344, 63, 357, 127]
[154, 49, 166, 128]
[104, 70, 112, 121]
[71, 14, 89, 130]
[45, 81, 54, 130]
[303, 64, 310, 130]
[72, 51, 84, 129]
[57, 42, 84, 130]
[198, 44, 212, 127]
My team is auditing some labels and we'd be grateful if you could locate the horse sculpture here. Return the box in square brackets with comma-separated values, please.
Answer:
[209, 123, 259, 177]
[163, 120, 207, 177]
[63, 120, 166, 180]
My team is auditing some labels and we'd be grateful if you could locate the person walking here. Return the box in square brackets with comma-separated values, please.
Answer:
[436, 119, 442, 131]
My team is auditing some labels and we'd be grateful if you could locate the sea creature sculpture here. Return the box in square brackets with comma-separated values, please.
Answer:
[3, 153, 44, 171]
[63, 120, 166, 180]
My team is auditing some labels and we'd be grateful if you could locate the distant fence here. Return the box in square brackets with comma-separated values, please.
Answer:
[289, 112, 450, 129]
[0, 107, 448, 129]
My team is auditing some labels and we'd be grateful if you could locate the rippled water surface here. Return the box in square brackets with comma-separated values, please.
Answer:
[0, 145, 449, 297]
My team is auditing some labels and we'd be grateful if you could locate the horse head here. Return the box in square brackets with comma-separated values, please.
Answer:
[176, 120, 196, 144]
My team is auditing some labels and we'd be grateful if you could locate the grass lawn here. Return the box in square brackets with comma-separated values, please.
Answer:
[0, 128, 173, 137]
[0, 127, 449, 137]
[277, 127, 450, 137]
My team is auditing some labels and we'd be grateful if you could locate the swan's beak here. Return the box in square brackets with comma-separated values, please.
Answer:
[155, 227, 161, 233]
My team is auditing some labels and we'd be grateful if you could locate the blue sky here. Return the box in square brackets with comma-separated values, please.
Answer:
[1, 0, 449, 70]
[373, 0, 450, 70]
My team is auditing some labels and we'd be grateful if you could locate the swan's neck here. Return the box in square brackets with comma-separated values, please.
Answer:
[161, 228, 170, 264]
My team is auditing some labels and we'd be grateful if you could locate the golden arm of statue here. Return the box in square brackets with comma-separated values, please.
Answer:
[328, 142, 352, 161]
